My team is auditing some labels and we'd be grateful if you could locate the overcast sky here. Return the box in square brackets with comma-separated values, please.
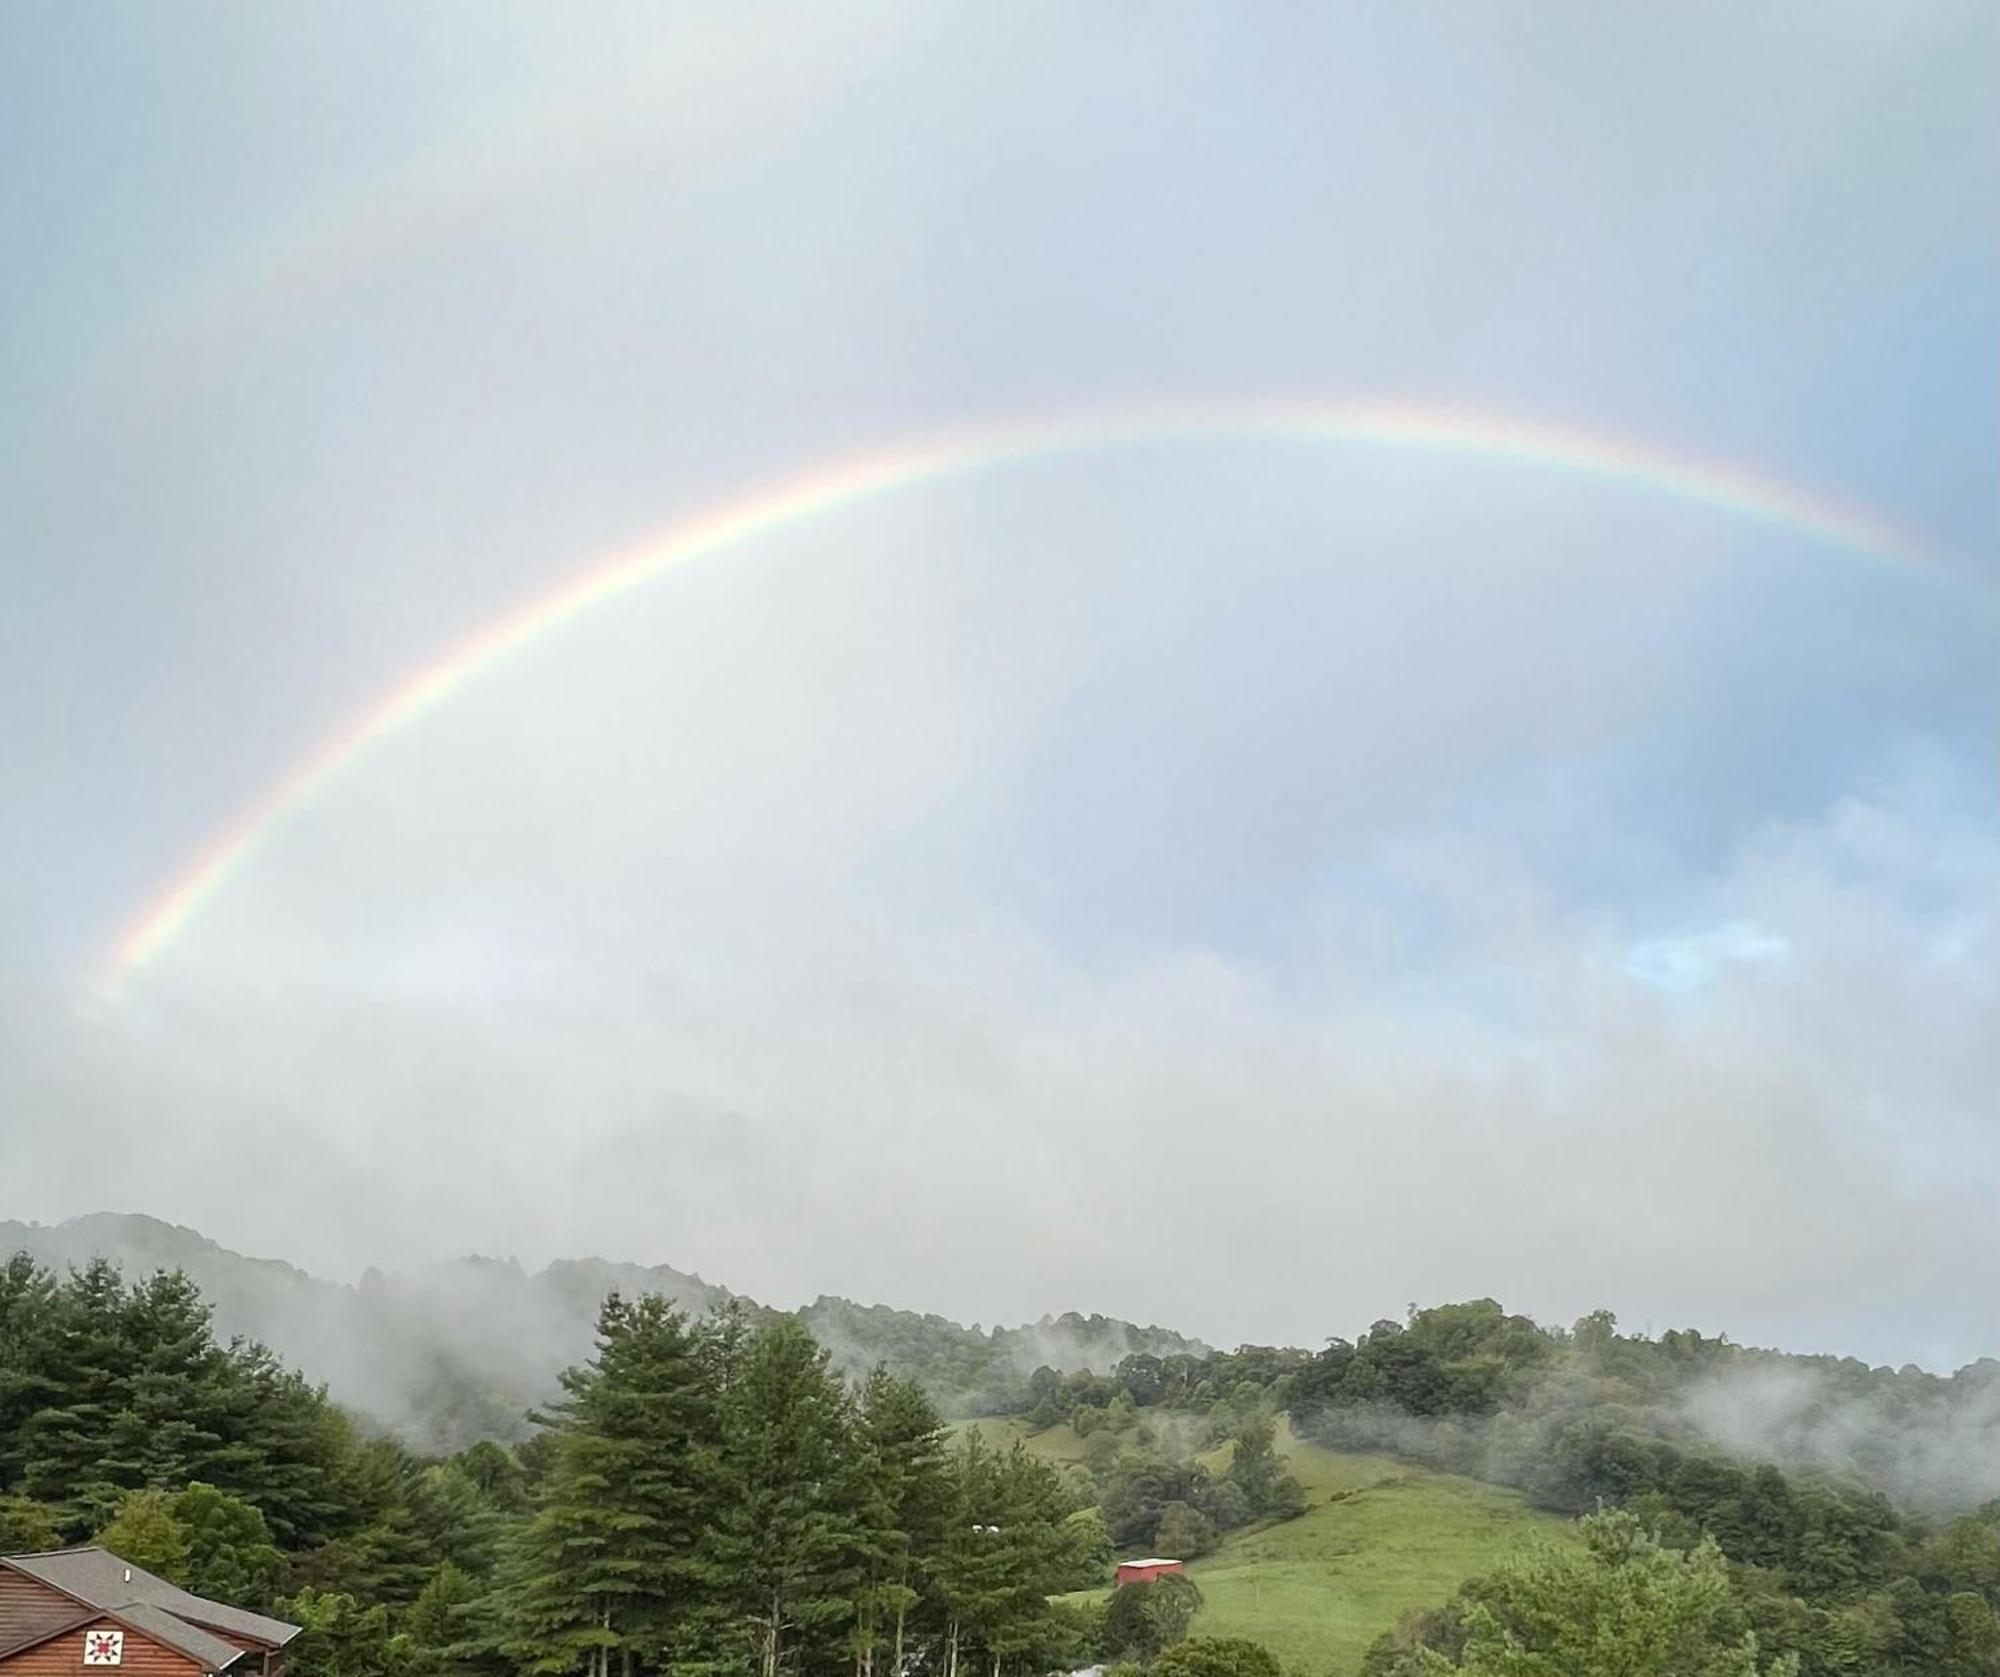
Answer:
[2, 2, 1994, 1370]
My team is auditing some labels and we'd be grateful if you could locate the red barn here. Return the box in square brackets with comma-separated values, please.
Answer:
[0, 1548, 299, 1677]
[1114, 1558, 1186, 1586]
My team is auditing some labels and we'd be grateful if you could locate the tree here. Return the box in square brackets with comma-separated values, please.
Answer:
[851, 1368, 951, 1677]
[1221, 1417, 1303, 1522]
[496, 1293, 726, 1677]
[0, 1494, 61, 1552]
[401, 1561, 481, 1677]
[711, 1316, 863, 1677]
[172, 1482, 287, 1611]
[1386, 1512, 1798, 1676]
[1225, 1418, 1280, 1511]
[95, 1489, 191, 1582]
[283, 1587, 401, 1677]
[1102, 1574, 1202, 1660]
[1153, 1503, 1216, 1561]
[929, 1435, 1098, 1677]
[1153, 1637, 1282, 1677]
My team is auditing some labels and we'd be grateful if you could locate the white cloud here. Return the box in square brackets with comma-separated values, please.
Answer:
[8, 756, 1990, 1368]
[1624, 922, 1790, 992]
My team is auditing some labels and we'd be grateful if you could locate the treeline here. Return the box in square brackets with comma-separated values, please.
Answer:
[800, 1297, 1206, 1419]
[1021, 1347, 1308, 1434]
[0, 1217, 1208, 1449]
[489, 1296, 1107, 1677]
[1020, 1396, 1309, 1562]
[7, 1255, 1996, 1677]
[1363, 1506, 2000, 1677]
[1012, 1302, 1997, 1518]
[1366, 1509, 1810, 1676]
[0, 1253, 532, 1671]
[1280, 1304, 2000, 1677]
[1003, 1299, 2000, 1674]
[0, 1256, 1151, 1677]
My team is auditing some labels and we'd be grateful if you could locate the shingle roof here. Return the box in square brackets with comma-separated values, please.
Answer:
[0, 1602, 242, 1672]
[110, 1601, 249, 1671]
[0, 1609, 97, 1662]
[1, 1545, 300, 1660]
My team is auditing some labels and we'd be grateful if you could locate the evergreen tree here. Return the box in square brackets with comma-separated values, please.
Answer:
[930, 1435, 1098, 1677]
[710, 1317, 864, 1677]
[851, 1368, 951, 1677]
[0, 1256, 65, 1491]
[18, 1258, 131, 1527]
[497, 1292, 725, 1677]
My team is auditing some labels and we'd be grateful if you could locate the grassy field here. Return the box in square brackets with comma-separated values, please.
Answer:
[962, 1415, 1572, 1677]
[955, 1414, 1094, 1462]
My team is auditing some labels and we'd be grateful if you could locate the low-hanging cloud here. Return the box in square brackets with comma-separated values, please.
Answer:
[6, 727, 1991, 1372]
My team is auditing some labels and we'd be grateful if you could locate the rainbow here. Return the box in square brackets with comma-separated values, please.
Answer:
[97, 396, 1958, 992]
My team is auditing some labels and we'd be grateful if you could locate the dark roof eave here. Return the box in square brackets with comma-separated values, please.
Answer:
[0, 1609, 99, 1662]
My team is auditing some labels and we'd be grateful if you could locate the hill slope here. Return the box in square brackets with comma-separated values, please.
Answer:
[1187, 1423, 1571, 1675]
[983, 1415, 1572, 1677]
[0, 1213, 1205, 1449]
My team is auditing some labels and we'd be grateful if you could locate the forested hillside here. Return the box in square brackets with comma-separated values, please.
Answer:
[0, 1216, 1205, 1448]
[3, 1264, 2000, 1677]
[1009, 1302, 2000, 1672]
[4, 1252, 1996, 1675]
[0, 1254, 1108, 1677]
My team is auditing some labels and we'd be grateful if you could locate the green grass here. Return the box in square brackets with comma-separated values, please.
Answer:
[1185, 1421, 1571, 1675]
[954, 1414, 1093, 1462]
[968, 1414, 1572, 1677]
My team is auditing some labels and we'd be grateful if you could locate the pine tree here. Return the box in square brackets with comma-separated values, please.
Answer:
[929, 1436, 1098, 1677]
[711, 1318, 864, 1677]
[107, 1270, 230, 1495]
[0, 1256, 64, 1490]
[851, 1369, 951, 1677]
[928, 1433, 1009, 1677]
[496, 1293, 724, 1677]
[18, 1258, 131, 1527]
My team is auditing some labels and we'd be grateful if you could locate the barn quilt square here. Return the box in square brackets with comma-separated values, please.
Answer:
[84, 1628, 125, 1664]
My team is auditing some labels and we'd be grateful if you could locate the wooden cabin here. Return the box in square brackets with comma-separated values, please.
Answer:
[0, 1549, 299, 1676]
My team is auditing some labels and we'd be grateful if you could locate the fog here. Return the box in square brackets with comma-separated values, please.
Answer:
[4, 700, 1991, 1368]
[1680, 1360, 2000, 1512]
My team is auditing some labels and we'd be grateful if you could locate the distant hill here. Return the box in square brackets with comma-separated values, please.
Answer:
[984, 1411, 1574, 1677]
[0, 1213, 1207, 1452]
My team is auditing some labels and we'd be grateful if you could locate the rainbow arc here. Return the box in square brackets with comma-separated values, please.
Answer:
[99, 397, 1956, 992]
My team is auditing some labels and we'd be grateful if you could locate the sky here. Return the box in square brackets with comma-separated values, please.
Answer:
[1, 1, 1994, 1370]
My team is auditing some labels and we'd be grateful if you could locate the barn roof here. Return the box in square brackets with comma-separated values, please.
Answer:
[0, 1546, 299, 1658]
[0, 1601, 244, 1671]
[110, 1601, 249, 1670]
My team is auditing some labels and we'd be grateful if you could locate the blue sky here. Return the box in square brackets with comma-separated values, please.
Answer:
[1, 2, 1993, 1366]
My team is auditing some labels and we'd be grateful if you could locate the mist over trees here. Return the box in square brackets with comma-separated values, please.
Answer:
[0, 1256, 1109, 1677]
[15, 1215, 1988, 1524]
[4, 1248, 1997, 1677]
[0, 1216, 1204, 1449]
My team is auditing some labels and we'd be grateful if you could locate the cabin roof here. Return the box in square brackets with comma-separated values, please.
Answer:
[1, 1546, 299, 1656]
[0, 1600, 245, 1671]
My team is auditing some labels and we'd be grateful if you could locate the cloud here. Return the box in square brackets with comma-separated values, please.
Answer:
[1624, 922, 1789, 992]
[7, 746, 1990, 1370]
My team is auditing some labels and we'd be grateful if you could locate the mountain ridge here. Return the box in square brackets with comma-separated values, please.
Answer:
[0, 1212, 1209, 1451]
